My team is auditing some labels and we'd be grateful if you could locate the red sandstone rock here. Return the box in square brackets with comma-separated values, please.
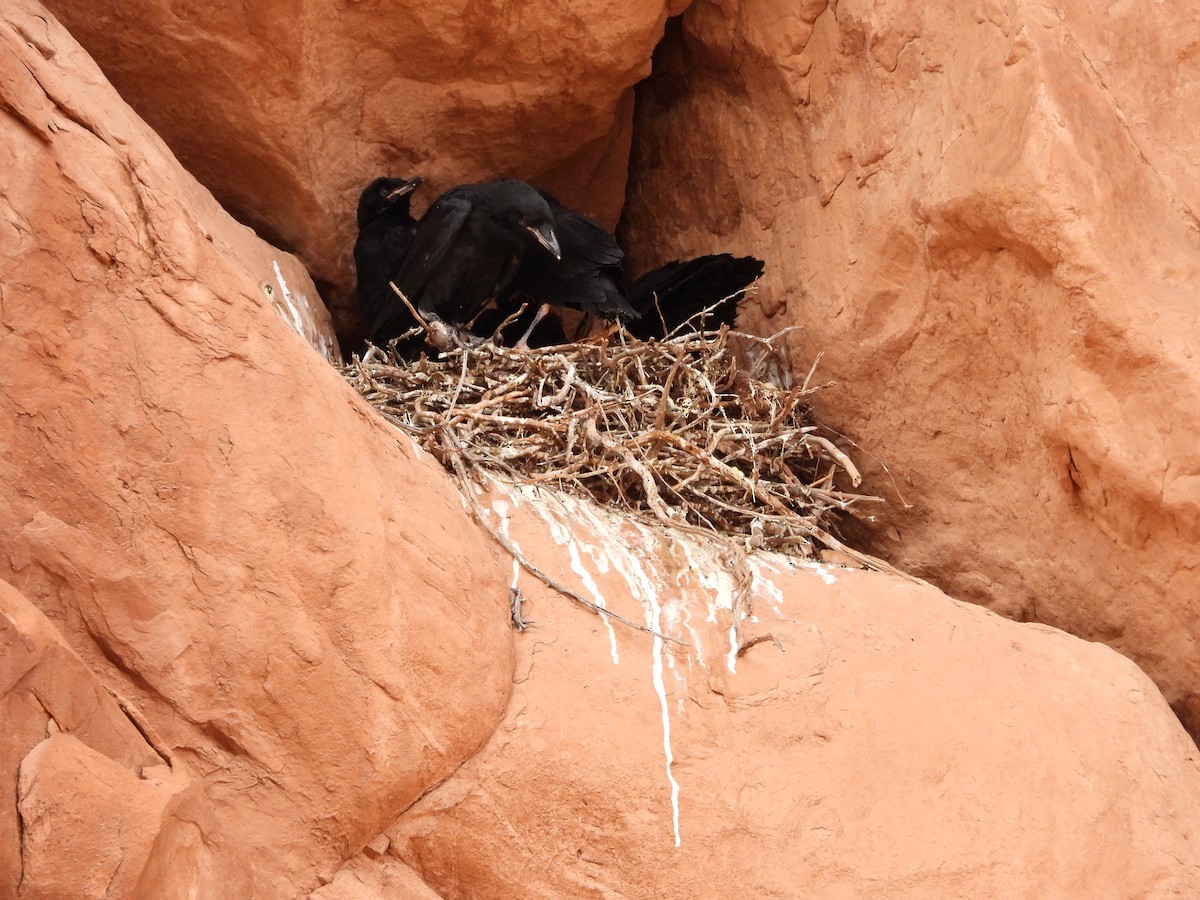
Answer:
[40, 0, 678, 333]
[622, 1, 1200, 735]
[307, 855, 442, 900]
[17, 734, 177, 898]
[1, 580, 181, 898]
[364, 485, 1200, 897]
[1, 3, 512, 894]
[7, 1, 1200, 896]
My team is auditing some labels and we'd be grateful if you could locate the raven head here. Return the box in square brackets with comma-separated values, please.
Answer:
[492, 181, 562, 260]
[357, 176, 423, 229]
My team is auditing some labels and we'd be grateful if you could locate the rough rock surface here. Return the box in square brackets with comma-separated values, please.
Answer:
[1, 2, 511, 894]
[307, 855, 442, 900]
[7, 1, 1200, 896]
[622, 1, 1200, 735]
[1, 580, 182, 899]
[364, 485, 1200, 898]
[40, 0, 686, 335]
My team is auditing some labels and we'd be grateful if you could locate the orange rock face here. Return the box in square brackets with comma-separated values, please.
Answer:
[6, 0, 1200, 896]
[1, 2, 512, 893]
[1, 580, 180, 899]
[40, 0, 681, 334]
[374, 485, 1200, 897]
[623, 2, 1200, 735]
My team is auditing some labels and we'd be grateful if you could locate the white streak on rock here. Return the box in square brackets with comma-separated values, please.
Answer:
[809, 562, 837, 585]
[681, 601, 706, 670]
[271, 260, 304, 333]
[526, 493, 621, 663]
[751, 560, 786, 616]
[569, 517, 681, 847]
[488, 499, 521, 555]
[621, 546, 682, 848]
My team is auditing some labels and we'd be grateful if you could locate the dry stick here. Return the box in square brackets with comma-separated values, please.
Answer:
[728, 324, 805, 348]
[808, 435, 863, 488]
[104, 686, 177, 770]
[446, 348, 471, 420]
[389, 281, 432, 333]
[445, 375, 533, 425]
[768, 384, 807, 432]
[800, 351, 824, 393]
[580, 418, 758, 640]
[651, 293, 668, 339]
[442, 435, 688, 646]
[653, 347, 686, 435]
[388, 280, 462, 352]
[736, 633, 784, 657]
[812, 528, 927, 585]
[818, 424, 914, 510]
[490, 301, 529, 342]
[536, 355, 577, 409]
[663, 286, 751, 341]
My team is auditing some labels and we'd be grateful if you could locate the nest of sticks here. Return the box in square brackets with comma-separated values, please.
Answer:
[342, 306, 902, 645]
[347, 329, 878, 549]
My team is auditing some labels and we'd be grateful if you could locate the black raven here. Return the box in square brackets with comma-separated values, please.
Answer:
[501, 190, 763, 343]
[353, 176, 424, 352]
[470, 303, 569, 348]
[509, 192, 639, 322]
[373, 179, 562, 344]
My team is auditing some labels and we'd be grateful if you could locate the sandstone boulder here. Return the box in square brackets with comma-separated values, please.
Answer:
[41, 0, 684, 334]
[362, 485, 1200, 897]
[622, 1, 1200, 735]
[1, 3, 512, 893]
[1, 580, 184, 898]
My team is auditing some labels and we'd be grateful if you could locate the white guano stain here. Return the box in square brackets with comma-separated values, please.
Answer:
[489, 498, 521, 555]
[526, 493, 621, 663]
[272, 260, 303, 332]
[271, 260, 334, 361]
[519, 487, 683, 847]
[808, 561, 838, 585]
[479, 482, 849, 850]
[619, 534, 682, 849]
[750, 559, 786, 616]
[727, 626, 740, 674]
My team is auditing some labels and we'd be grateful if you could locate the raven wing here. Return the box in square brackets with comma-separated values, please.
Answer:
[626, 254, 764, 339]
[370, 192, 472, 340]
[393, 192, 473, 302]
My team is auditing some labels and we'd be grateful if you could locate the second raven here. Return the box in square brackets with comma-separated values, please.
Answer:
[371, 179, 562, 345]
[354, 176, 423, 353]
[503, 190, 763, 343]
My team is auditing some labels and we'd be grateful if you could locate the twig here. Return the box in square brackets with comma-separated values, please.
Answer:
[736, 633, 784, 657]
[389, 281, 431, 334]
[808, 435, 862, 488]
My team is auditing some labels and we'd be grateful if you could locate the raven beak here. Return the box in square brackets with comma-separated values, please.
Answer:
[527, 224, 561, 260]
[386, 177, 423, 201]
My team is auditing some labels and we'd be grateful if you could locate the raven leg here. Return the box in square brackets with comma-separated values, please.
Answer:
[514, 302, 553, 351]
